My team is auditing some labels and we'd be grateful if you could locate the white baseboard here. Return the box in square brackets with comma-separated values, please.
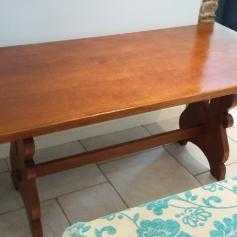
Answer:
[0, 105, 184, 159]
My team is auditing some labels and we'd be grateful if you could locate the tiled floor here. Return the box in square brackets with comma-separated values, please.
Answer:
[1, 111, 237, 236]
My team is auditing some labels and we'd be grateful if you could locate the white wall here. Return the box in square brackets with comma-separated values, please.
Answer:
[0, 0, 201, 158]
[0, 0, 201, 46]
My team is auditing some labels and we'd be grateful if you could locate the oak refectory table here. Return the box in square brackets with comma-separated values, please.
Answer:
[1, 23, 237, 236]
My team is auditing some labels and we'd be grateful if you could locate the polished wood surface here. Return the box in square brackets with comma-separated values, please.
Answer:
[1, 23, 237, 142]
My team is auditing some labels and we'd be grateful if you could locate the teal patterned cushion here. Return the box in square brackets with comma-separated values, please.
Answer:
[63, 177, 237, 237]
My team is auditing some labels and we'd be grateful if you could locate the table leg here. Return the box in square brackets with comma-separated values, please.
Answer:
[179, 95, 236, 181]
[10, 138, 43, 237]
[10, 141, 20, 190]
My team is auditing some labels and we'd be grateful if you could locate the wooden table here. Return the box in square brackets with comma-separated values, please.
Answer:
[1, 23, 237, 236]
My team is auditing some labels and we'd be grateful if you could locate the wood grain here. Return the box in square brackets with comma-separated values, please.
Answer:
[1, 23, 237, 142]
[179, 95, 237, 180]
[10, 138, 43, 236]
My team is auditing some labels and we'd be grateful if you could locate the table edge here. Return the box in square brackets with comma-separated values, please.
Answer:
[1, 88, 237, 144]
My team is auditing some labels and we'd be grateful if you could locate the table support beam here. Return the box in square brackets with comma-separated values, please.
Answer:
[179, 94, 237, 181]
[34, 126, 205, 178]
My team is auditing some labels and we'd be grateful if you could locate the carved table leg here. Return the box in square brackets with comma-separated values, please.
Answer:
[9, 138, 43, 237]
[179, 95, 236, 181]
[10, 141, 21, 190]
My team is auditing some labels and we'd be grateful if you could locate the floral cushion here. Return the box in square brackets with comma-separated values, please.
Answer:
[63, 177, 237, 237]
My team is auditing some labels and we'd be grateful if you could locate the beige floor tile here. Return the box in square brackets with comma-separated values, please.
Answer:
[230, 107, 237, 118]
[99, 147, 200, 207]
[154, 105, 185, 121]
[38, 164, 106, 201]
[228, 127, 237, 142]
[196, 162, 237, 185]
[166, 134, 237, 175]
[227, 139, 237, 164]
[80, 126, 149, 151]
[228, 107, 237, 142]
[195, 172, 217, 185]
[34, 141, 85, 163]
[145, 121, 208, 175]
[0, 159, 8, 173]
[58, 182, 127, 223]
[0, 143, 10, 160]
[0, 166, 105, 228]
[0, 172, 23, 214]
[0, 199, 69, 237]
[165, 143, 209, 175]
[144, 118, 179, 135]
[226, 163, 237, 178]
[0, 165, 105, 215]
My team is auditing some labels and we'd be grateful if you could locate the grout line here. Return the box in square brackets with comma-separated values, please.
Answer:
[46, 181, 108, 201]
[0, 206, 25, 217]
[143, 123, 197, 178]
[78, 140, 88, 152]
[97, 164, 129, 209]
[140, 125, 153, 137]
[143, 123, 204, 186]
[141, 124, 153, 135]
[227, 162, 237, 167]
[225, 161, 237, 171]
[0, 196, 62, 217]
[56, 198, 72, 225]
[193, 170, 210, 177]
[163, 145, 203, 186]
[0, 181, 108, 218]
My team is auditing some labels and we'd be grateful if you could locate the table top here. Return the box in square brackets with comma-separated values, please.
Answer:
[1, 23, 237, 143]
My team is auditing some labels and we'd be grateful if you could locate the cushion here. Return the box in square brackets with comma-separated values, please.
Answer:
[63, 177, 237, 237]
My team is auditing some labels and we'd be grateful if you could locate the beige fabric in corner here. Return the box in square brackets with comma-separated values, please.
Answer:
[199, 0, 219, 22]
